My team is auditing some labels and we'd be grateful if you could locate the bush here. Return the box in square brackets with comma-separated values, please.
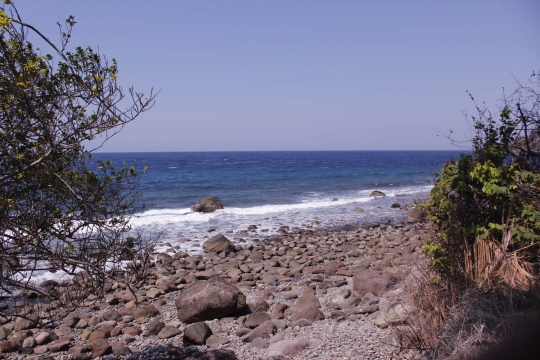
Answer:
[425, 82, 540, 289]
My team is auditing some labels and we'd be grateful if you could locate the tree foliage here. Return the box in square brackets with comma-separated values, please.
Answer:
[425, 79, 540, 280]
[0, 2, 156, 302]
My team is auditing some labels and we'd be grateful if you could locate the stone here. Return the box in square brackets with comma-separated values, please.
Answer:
[407, 208, 425, 223]
[123, 326, 142, 336]
[290, 295, 324, 323]
[183, 322, 212, 345]
[267, 338, 311, 357]
[158, 326, 182, 339]
[241, 320, 276, 343]
[101, 309, 121, 321]
[352, 268, 393, 297]
[206, 335, 231, 347]
[68, 345, 92, 354]
[35, 332, 51, 345]
[174, 349, 238, 360]
[0, 326, 10, 341]
[49, 337, 72, 352]
[203, 233, 235, 254]
[251, 337, 268, 349]
[133, 305, 160, 320]
[62, 312, 80, 328]
[175, 277, 247, 323]
[245, 312, 271, 329]
[55, 326, 72, 337]
[122, 334, 136, 345]
[14, 316, 36, 331]
[22, 336, 36, 348]
[145, 319, 165, 336]
[271, 303, 288, 319]
[33, 345, 49, 354]
[88, 329, 110, 342]
[111, 341, 132, 356]
[91, 338, 112, 358]
[191, 197, 224, 213]
[370, 190, 386, 197]
[354, 207, 364, 212]
[374, 303, 416, 328]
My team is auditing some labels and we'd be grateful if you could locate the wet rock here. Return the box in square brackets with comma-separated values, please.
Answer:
[370, 191, 386, 197]
[191, 197, 224, 213]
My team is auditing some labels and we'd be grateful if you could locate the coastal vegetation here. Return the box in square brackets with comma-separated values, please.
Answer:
[0, 1, 156, 312]
[416, 80, 540, 358]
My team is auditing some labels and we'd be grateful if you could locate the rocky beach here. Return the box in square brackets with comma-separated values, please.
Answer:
[0, 207, 431, 360]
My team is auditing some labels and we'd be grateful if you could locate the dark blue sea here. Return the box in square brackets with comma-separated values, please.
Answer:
[92, 151, 457, 252]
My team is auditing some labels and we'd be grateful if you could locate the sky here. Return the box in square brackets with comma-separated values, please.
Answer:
[14, 1, 540, 152]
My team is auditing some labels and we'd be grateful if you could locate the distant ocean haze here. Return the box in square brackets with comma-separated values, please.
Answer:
[90, 151, 458, 251]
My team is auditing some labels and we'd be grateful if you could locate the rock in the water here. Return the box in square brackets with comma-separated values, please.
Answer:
[352, 268, 392, 297]
[175, 277, 247, 323]
[203, 233, 235, 254]
[370, 190, 386, 197]
[354, 207, 364, 212]
[183, 322, 212, 345]
[391, 202, 401, 208]
[191, 197, 224, 213]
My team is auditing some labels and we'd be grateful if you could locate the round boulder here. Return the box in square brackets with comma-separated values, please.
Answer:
[191, 197, 224, 213]
[370, 191, 386, 197]
[175, 277, 247, 323]
[202, 233, 235, 254]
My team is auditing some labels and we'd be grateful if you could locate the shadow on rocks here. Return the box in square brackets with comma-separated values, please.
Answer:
[124, 344, 238, 360]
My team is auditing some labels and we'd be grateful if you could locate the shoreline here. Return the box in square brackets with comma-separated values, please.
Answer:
[0, 211, 431, 359]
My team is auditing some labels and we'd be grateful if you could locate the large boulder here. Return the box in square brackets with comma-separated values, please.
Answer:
[175, 277, 247, 323]
[191, 197, 224, 213]
[352, 268, 392, 297]
[370, 191, 386, 197]
[202, 233, 235, 254]
[289, 295, 324, 323]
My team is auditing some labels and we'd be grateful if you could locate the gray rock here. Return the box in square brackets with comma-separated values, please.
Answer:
[352, 268, 392, 297]
[35, 332, 51, 345]
[22, 336, 36, 348]
[374, 303, 416, 328]
[203, 233, 235, 254]
[267, 338, 311, 357]
[145, 319, 165, 336]
[370, 190, 386, 197]
[241, 320, 276, 343]
[157, 326, 182, 339]
[91, 338, 112, 358]
[111, 341, 132, 356]
[133, 305, 160, 320]
[191, 197, 224, 213]
[183, 322, 212, 345]
[175, 277, 247, 323]
[245, 312, 271, 329]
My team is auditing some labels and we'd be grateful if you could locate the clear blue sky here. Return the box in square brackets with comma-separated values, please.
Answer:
[16, 1, 540, 151]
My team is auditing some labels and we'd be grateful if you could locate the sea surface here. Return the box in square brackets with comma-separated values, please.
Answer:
[91, 151, 458, 253]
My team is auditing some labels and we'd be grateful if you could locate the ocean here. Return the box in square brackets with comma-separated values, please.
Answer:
[91, 151, 458, 253]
